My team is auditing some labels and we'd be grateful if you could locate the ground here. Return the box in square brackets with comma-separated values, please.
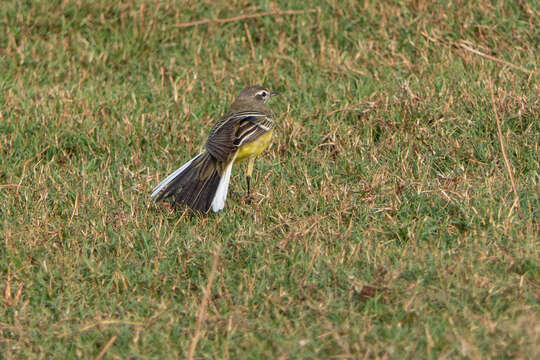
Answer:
[0, 0, 538, 358]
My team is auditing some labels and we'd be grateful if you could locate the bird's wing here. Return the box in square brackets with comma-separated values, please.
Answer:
[232, 115, 275, 147]
[206, 111, 273, 162]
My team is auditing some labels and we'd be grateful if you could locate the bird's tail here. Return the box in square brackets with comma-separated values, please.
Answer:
[151, 152, 234, 213]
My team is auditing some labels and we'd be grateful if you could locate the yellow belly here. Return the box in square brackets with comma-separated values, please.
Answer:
[235, 130, 273, 162]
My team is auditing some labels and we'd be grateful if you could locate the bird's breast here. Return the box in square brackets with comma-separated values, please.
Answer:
[235, 129, 274, 162]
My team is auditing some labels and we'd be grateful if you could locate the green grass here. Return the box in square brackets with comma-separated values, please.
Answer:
[1, 0, 538, 358]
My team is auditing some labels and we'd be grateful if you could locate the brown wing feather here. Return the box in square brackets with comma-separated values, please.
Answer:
[234, 117, 275, 147]
[205, 111, 270, 162]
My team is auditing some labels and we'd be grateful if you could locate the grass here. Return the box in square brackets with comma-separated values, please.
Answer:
[0, 0, 538, 358]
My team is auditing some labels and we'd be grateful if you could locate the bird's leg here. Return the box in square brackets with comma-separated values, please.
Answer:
[245, 157, 255, 202]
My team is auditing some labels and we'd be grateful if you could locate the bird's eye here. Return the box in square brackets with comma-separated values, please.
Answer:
[257, 90, 268, 98]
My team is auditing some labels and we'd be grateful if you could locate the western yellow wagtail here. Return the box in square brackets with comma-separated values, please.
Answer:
[151, 85, 279, 213]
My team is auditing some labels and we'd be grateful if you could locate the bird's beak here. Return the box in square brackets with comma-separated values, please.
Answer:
[270, 91, 279, 97]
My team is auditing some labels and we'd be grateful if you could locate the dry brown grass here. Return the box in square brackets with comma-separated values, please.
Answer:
[1, 0, 538, 358]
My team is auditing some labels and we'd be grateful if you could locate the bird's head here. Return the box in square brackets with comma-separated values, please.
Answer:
[235, 85, 279, 104]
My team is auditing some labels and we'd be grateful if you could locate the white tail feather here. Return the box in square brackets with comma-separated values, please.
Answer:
[151, 152, 203, 199]
[211, 160, 235, 212]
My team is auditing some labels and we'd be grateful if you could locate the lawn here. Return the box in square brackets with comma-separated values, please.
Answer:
[0, 0, 538, 358]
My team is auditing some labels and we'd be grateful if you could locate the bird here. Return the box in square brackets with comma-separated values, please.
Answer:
[151, 85, 279, 213]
